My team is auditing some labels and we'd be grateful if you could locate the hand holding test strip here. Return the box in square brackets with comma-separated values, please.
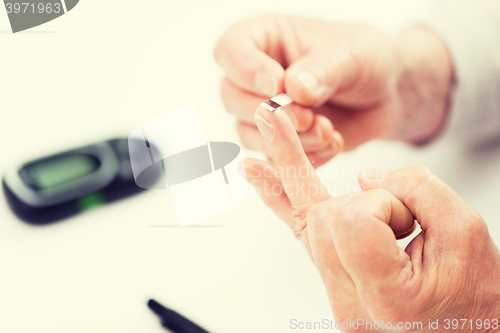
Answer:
[215, 15, 452, 166]
[260, 93, 294, 112]
[258, 93, 344, 167]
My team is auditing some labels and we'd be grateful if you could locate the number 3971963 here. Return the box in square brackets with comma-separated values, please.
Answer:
[5, 2, 62, 14]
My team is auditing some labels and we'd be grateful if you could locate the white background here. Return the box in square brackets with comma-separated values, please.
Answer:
[1, 0, 500, 332]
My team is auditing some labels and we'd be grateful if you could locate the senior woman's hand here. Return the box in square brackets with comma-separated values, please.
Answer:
[216, 15, 453, 167]
[241, 105, 500, 332]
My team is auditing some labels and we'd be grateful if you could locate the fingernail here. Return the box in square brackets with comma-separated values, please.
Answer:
[296, 71, 325, 97]
[255, 72, 277, 97]
[254, 115, 275, 143]
[281, 106, 299, 130]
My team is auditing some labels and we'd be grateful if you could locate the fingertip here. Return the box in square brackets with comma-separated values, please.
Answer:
[285, 70, 319, 106]
[311, 116, 344, 155]
[241, 158, 272, 182]
[357, 168, 391, 190]
[307, 143, 337, 168]
[236, 159, 249, 181]
[297, 115, 333, 147]
[316, 114, 334, 132]
[357, 172, 369, 190]
[254, 105, 271, 120]
[255, 105, 296, 135]
[298, 123, 323, 146]
[315, 114, 335, 144]
[239, 158, 254, 181]
[280, 105, 300, 130]
[290, 104, 314, 132]
[368, 168, 391, 180]
[333, 131, 345, 152]
[284, 51, 339, 107]
[256, 64, 286, 96]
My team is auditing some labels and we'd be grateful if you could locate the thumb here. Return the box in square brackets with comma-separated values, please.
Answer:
[358, 165, 481, 241]
[285, 48, 358, 107]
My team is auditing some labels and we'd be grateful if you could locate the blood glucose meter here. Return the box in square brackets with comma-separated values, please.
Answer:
[2, 138, 160, 224]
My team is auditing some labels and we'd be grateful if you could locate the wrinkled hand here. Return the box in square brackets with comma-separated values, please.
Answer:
[242, 105, 500, 332]
[216, 15, 453, 166]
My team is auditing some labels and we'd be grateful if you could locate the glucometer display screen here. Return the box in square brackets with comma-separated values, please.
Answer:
[27, 155, 98, 190]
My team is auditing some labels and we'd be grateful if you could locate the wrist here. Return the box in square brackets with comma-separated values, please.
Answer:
[474, 291, 500, 333]
[393, 26, 454, 145]
[462, 253, 500, 333]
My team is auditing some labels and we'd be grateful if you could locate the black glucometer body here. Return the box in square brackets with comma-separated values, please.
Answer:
[2, 138, 160, 224]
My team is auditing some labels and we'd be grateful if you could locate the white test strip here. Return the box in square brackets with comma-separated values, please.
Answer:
[260, 93, 293, 112]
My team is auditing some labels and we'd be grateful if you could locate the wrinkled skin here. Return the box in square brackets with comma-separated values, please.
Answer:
[241, 105, 500, 333]
[215, 15, 453, 167]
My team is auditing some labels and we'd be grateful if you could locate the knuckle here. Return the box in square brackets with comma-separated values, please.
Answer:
[331, 203, 365, 228]
[214, 15, 272, 66]
[293, 199, 331, 232]
[213, 35, 227, 65]
[394, 165, 437, 204]
[286, 80, 317, 106]
[306, 203, 327, 225]
[292, 104, 314, 132]
[458, 209, 488, 237]
[292, 228, 302, 240]
[213, 44, 222, 65]
[292, 206, 309, 232]
[409, 164, 434, 179]
[306, 198, 339, 227]
[238, 135, 258, 151]
[239, 139, 252, 150]
[236, 125, 252, 149]
[307, 196, 363, 230]
[219, 79, 233, 109]
[213, 31, 242, 66]
[370, 188, 391, 198]
[235, 121, 246, 133]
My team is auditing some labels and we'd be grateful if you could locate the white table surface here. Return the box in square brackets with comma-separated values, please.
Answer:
[1, 0, 500, 332]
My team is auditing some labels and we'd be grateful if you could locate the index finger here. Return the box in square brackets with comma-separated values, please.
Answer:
[254, 105, 331, 226]
[214, 17, 285, 97]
